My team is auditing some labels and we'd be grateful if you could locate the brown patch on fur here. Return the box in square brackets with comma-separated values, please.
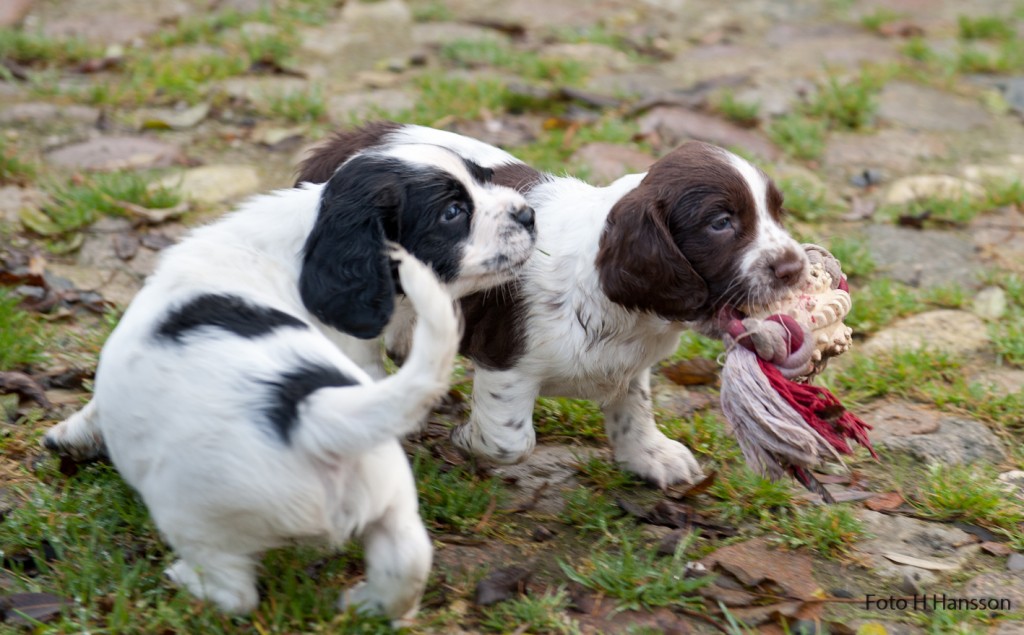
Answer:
[596, 141, 760, 322]
[491, 162, 545, 194]
[294, 121, 401, 186]
[459, 282, 527, 371]
[766, 178, 785, 221]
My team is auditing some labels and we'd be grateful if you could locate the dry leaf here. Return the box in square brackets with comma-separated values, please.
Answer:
[1, 592, 69, 625]
[661, 358, 719, 386]
[864, 492, 905, 511]
[980, 542, 1013, 557]
[473, 566, 531, 606]
[881, 552, 957, 571]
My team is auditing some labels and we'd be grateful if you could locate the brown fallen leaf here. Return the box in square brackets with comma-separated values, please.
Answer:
[473, 566, 531, 606]
[0, 592, 69, 625]
[660, 357, 720, 386]
[0, 372, 52, 410]
[701, 538, 819, 600]
[665, 470, 717, 499]
[881, 552, 957, 571]
[878, 21, 925, 38]
[864, 492, 905, 512]
[980, 541, 1013, 557]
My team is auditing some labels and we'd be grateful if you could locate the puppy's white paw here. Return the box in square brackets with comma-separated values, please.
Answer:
[164, 559, 258, 614]
[614, 435, 703, 488]
[42, 414, 106, 461]
[450, 421, 534, 465]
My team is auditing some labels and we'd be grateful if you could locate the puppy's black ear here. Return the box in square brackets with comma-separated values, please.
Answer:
[596, 190, 708, 322]
[300, 155, 403, 339]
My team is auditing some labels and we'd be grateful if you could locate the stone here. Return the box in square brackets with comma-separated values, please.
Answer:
[863, 402, 1005, 465]
[412, 22, 508, 48]
[963, 572, 1024, 610]
[998, 470, 1024, 500]
[971, 206, 1024, 272]
[825, 129, 947, 175]
[861, 310, 989, 357]
[878, 82, 992, 132]
[855, 510, 979, 586]
[46, 136, 184, 172]
[220, 77, 309, 103]
[972, 286, 1008, 320]
[327, 89, 416, 122]
[971, 368, 1024, 397]
[860, 224, 982, 290]
[651, 383, 715, 418]
[153, 165, 261, 207]
[541, 43, 632, 71]
[1009, 553, 1024, 572]
[570, 143, 653, 185]
[448, 116, 543, 149]
[638, 106, 779, 159]
[0, 185, 48, 225]
[135, 103, 210, 131]
[0, 102, 99, 126]
[0, 0, 32, 27]
[962, 164, 1024, 184]
[490, 445, 601, 515]
[299, 0, 413, 75]
[43, 15, 159, 44]
[885, 175, 985, 205]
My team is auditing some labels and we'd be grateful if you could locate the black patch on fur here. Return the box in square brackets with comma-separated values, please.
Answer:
[294, 121, 401, 186]
[156, 294, 308, 342]
[261, 362, 356, 442]
[459, 281, 528, 371]
[300, 154, 471, 338]
[462, 158, 494, 185]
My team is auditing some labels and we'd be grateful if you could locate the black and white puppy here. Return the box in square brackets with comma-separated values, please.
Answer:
[42, 144, 536, 622]
[296, 124, 809, 488]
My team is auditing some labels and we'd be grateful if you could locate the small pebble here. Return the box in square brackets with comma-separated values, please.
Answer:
[1008, 552, 1024, 572]
[531, 526, 556, 542]
[851, 168, 885, 188]
[900, 572, 922, 595]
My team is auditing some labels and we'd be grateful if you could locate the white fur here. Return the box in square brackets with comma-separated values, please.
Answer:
[42, 144, 533, 623]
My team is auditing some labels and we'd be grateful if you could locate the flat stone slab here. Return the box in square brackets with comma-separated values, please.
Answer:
[638, 106, 779, 160]
[46, 136, 184, 172]
[855, 510, 979, 586]
[824, 129, 947, 175]
[490, 444, 600, 515]
[878, 82, 993, 132]
[860, 224, 983, 290]
[154, 165, 262, 207]
[863, 401, 1005, 465]
[570, 143, 653, 185]
[862, 309, 989, 358]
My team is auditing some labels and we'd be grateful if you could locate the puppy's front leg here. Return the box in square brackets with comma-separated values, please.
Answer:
[452, 368, 539, 464]
[603, 368, 703, 488]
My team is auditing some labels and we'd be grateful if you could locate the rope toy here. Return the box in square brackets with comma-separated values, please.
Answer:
[718, 244, 877, 502]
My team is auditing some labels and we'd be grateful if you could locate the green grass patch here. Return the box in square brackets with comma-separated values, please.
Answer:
[440, 39, 590, 85]
[825, 348, 960, 403]
[801, 70, 884, 131]
[769, 505, 865, 557]
[534, 397, 606, 443]
[777, 175, 831, 221]
[515, 118, 644, 175]
[559, 486, 629, 539]
[714, 90, 760, 127]
[573, 455, 641, 490]
[991, 313, 1024, 366]
[958, 15, 1016, 41]
[123, 52, 249, 105]
[707, 467, 794, 524]
[262, 86, 327, 123]
[844, 278, 924, 334]
[561, 534, 710, 613]
[478, 589, 581, 634]
[413, 450, 507, 533]
[402, 74, 515, 126]
[767, 115, 827, 161]
[0, 135, 36, 186]
[860, 8, 904, 33]
[826, 235, 876, 278]
[907, 464, 1023, 529]
[0, 28, 102, 67]
[661, 411, 741, 463]
[37, 172, 182, 236]
[667, 330, 725, 362]
[0, 288, 46, 371]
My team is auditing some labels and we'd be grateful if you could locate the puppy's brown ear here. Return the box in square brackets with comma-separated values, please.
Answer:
[596, 190, 708, 321]
[300, 155, 403, 339]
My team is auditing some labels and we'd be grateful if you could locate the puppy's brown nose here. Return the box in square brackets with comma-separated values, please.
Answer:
[513, 206, 535, 231]
[771, 251, 806, 286]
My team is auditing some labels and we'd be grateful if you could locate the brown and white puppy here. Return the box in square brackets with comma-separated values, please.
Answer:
[296, 124, 808, 487]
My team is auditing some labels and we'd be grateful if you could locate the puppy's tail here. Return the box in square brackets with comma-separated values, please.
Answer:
[293, 247, 460, 459]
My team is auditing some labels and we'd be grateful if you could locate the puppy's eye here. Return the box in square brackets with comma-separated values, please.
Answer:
[709, 214, 733, 232]
[442, 202, 468, 222]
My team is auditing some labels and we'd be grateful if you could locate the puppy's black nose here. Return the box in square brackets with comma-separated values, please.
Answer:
[771, 251, 806, 286]
[513, 206, 535, 231]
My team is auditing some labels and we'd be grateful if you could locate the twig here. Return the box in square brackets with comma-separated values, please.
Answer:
[472, 494, 499, 532]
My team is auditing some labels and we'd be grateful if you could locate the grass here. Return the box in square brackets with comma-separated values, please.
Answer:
[667, 330, 725, 362]
[440, 39, 590, 85]
[558, 487, 631, 541]
[767, 115, 826, 161]
[714, 90, 760, 127]
[958, 15, 1016, 41]
[769, 505, 865, 557]
[573, 455, 642, 490]
[478, 589, 581, 634]
[844, 278, 924, 334]
[34, 172, 182, 237]
[860, 8, 904, 33]
[534, 397, 605, 443]
[777, 175, 831, 221]
[801, 71, 883, 131]
[560, 534, 710, 613]
[0, 288, 46, 371]
[825, 235, 876, 278]
[906, 464, 1023, 530]
[825, 347, 960, 403]
[412, 450, 507, 533]
[0, 28, 102, 67]
[707, 467, 794, 524]
[262, 86, 327, 123]
[0, 135, 36, 186]
[403, 74, 515, 126]
[663, 411, 742, 464]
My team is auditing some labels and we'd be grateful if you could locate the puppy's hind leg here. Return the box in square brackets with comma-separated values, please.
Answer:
[42, 400, 107, 461]
[603, 368, 703, 488]
[340, 469, 431, 626]
[164, 546, 259, 614]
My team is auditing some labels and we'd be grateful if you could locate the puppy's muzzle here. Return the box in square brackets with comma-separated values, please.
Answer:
[511, 205, 535, 233]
